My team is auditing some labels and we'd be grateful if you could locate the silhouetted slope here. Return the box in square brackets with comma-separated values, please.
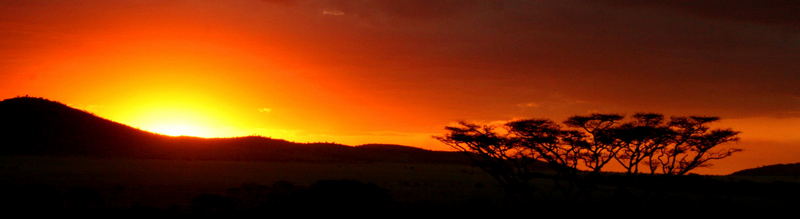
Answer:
[0, 97, 468, 164]
[731, 163, 800, 176]
[0, 96, 163, 156]
[356, 144, 430, 152]
[354, 144, 468, 163]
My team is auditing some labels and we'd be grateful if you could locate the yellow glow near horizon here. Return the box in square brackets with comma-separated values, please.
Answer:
[108, 91, 253, 138]
[32, 32, 272, 138]
[149, 124, 212, 137]
[127, 108, 228, 137]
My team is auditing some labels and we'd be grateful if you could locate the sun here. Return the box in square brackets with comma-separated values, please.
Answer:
[111, 96, 250, 138]
[132, 110, 222, 137]
[148, 123, 214, 137]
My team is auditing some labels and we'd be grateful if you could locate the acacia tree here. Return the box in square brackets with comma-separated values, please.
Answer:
[506, 119, 582, 175]
[563, 114, 624, 173]
[435, 119, 579, 192]
[435, 121, 537, 190]
[613, 113, 674, 175]
[651, 116, 741, 175]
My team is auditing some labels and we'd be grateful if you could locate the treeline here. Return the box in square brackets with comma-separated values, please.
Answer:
[436, 113, 741, 189]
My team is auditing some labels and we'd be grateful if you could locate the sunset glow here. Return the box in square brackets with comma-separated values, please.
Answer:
[123, 105, 239, 138]
[1, 0, 798, 174]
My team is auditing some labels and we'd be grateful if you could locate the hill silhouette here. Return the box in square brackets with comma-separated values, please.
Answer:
[730, 163, 800, 176]
[0, 96, 468, 164]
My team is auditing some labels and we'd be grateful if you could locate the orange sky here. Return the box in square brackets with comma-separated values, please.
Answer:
[1, 0, 798, 174]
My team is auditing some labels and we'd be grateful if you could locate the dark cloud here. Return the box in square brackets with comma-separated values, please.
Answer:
[320, 0, 482, 20]
[257, 0, 800, 118]
[591, 0, 800, 30]
[259, 0, 501, 22]
[259, 0, 800, 29]
[3, 0, 799, 120]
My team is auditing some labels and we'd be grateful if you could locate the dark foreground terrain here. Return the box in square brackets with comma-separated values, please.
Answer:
[0, 156, 500, 215]
[1, 97, 799, 215]
[1, 155, 798, 215]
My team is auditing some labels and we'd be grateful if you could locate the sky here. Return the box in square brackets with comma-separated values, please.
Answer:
[0, 0, 798, 174]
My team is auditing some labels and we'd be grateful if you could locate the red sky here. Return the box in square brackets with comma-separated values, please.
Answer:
[0, 0, 798, 174]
